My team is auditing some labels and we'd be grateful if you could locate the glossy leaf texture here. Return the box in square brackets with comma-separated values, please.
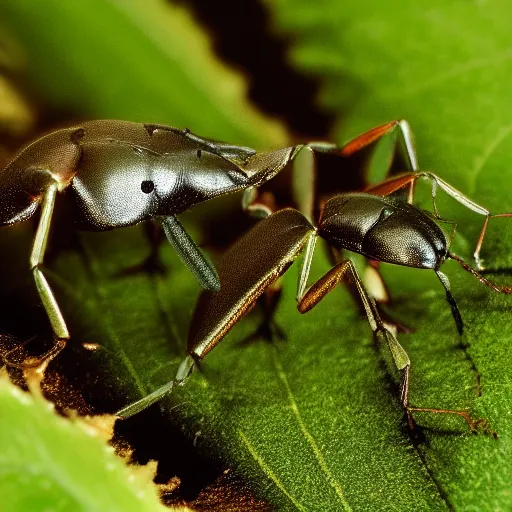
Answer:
[261, 0, 512, 509]
[0, 376, 175, 511]
[1, 1, 512, 511]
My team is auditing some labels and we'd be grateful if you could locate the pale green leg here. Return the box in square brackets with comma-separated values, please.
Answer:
[418, 172, 512, 270]
[161, 215, 220, 292]
[297, 255, 410, 381]
[296, 231, 317, 301]
[291, 147, 315, 222]
[294, 252, 415, 421]
[30, 183, 69, 340]
[116, 355, 195, 418]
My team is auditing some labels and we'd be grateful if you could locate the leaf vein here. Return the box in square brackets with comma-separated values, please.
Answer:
[238, 430, 307, 512]
[274, 355, 353, 512]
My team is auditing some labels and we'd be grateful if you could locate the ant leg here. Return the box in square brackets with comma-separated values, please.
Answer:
[435, 271, 464, 335]
[117, 212, 316, 419]
[307, 120, 418, 204]
[433, 218, 458, 248]
[414, 172, 512, 269]
[290, 146, 315, 221]
[401, 368, 486, 432]
[340, 120, 418, 200]
[364, 173, 421, 204]
[367, 170, 512, 268]
[31, 183, 69, 345]
[362, 262, 414, 334]
[473, 213, 512, 270]
[296, 231, 317, 301]
[338, 120, 418, 172]
[116, 355, 196, 418]
[236, 230, 318, 346]
[161, 215, 220, 292]
[297, 259, 483, 430]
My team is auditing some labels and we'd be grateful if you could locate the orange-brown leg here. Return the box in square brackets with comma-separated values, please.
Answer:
[340, 120, 418, 169]
[297, 259, 485, 431]
[448, 252, 512, 294]
[364, 172, 419, 202]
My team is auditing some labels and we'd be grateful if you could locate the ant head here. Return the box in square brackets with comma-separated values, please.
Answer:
[319, 193, 448, 270]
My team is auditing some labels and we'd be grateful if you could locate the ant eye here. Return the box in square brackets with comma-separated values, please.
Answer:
[196, 149, 202, 159]
[141, 180, 155, 194]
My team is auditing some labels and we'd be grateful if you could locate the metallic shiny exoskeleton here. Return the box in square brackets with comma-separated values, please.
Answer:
[117, 120, 511, 430]
[0, 119, 325, 356]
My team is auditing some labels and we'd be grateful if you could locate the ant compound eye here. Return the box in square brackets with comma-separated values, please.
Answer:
[196, 149, 202, 159]
[141, 180, 155, 194]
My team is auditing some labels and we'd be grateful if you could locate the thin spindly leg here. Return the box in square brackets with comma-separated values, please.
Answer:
[115, 354, 196, 418]
[338, 120, 418, 202]
[243, 121, 419, 218]
[290, 146, 316, 221]
[296, 258, 484, 430]
[448, 252, 512, 295]
[117, 209, 315, 419]
[419, 172, 512, 268]
[338, 120, 418, 172]
[435, 270, 464, 335]
[303, 120, 419, 207]
[161, 215, 220, 292]
[367, 170, 512, 269]
[4, 182, 71, 367]
[31, 183, 69, 341]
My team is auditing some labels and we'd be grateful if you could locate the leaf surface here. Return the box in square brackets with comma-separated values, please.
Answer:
[1, 1, 512, 510]
[0, 377, 172, 512]
[0, 0, 286, 147]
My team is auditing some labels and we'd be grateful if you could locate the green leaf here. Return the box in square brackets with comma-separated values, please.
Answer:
[49, 233, 480, 511]
[2, 1, 512, 510]
[259, 0, 512, 508]
[0, 376, 171, 512]
[0, 0, 286, 147]
[265, 0, 512, 204]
